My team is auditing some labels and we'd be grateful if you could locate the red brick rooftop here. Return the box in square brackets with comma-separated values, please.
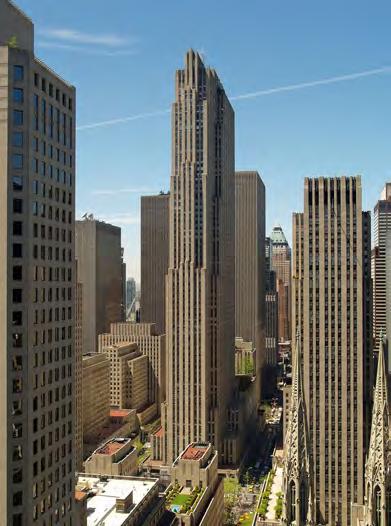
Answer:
[96, 439, 130, 456]
[110, 408, 132, 418]
[181, 443, 208, 461]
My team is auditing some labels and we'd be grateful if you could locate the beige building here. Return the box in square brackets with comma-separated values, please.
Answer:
[292, 176, 372, 526]
[372, 183, 391, 350]
[99, 322, 166, 407]
[76, 217, 124, 354]
[82, 353, 110, 441]
[0, 1, 76, 524]
[270, 225, 291, 342]
[104, 342, 149, 411]
[84, 438, 138, 477]
[165, 50, 236, 465]
[167, 443, 224, 525]
[235, 171, 265, 403]
[140, 193, 169, 334]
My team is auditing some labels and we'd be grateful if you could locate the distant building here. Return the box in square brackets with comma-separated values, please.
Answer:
[82, 353, 111, 442]
[103, 342, 149, 411]
[140, 193, 169, 334]
[270, 225, 291, 341]
[372, 183, 391, 349]
[0, 1, 76, 523]
[84, 438, 138, 477]
[126, 277, 136, 318]
[235, 171, 266, 403]
[75, 279, 84, 470]
[75, 474, 164, 526]
[164, 442, 224, 525]
[76, 217, 125, 353]
[99, 322, 166, 407]
[387, 231, 391, 369]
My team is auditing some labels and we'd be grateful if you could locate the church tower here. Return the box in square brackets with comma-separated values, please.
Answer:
[364, 332, 391, 526]
[282, 331, 315, 525]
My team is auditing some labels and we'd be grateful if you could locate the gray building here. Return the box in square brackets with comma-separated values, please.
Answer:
[165, 50, 236, 464]
[292, 176, 372, 526]
[76, 217, 124, 353]
[235, 171, 265, 403]
[387, 231, 391, 372]
[126, 277, 136, 319]
[0, 1, 76, 523]
[372, 183, 391, 349]
[140, 193, 169, 334]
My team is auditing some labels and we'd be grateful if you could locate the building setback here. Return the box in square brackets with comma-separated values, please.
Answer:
[82, 353, 110, 442]
[140, 193, 169, 334]
[0, 1, 76, 523]
[372, 183, 391, 350]
[292, 176, 372, 526]
[234, 171, 265, 403]
[76, 217, 124, 354]
[165, 50, 236, 464]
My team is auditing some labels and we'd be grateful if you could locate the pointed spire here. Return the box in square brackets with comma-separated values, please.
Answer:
[291, 328, 303, 404]
[373, 329, 388, 411]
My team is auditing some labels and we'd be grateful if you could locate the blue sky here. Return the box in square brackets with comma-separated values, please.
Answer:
[18, 0, 391, 281]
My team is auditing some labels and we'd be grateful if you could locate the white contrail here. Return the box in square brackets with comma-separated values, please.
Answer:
[231, 66, 391, 100]
[77, 108, 170, 130]
[76, 66, 390, 131]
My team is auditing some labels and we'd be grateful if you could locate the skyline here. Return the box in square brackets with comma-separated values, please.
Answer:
[16, 0, 391, 281]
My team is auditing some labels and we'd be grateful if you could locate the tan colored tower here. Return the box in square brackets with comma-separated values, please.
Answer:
[235, 171, 265, 402]
[270, 225, 291, 342]
[75, 217, 124, 353]
[0, 1, 76, 523]
[140, 193, 169, 334]
[292, 176, 372, 526]
[165, 50, 236, 464]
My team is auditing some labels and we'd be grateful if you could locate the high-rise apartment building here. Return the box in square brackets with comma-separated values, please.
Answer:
[270, 225, 291, 341]
[0, 1, 76, 523]
[165, 50, 236, 464]
[372, 183, 391, 349]
[292, 176, 372, 526]
[235, 171, 265, 402]
[140, 193, 169, 334]
[75, 217, 124, 353]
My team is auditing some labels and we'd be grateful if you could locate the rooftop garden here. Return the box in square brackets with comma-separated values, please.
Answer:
[257, 469, 275, 519]
[166, 483, 204, 515]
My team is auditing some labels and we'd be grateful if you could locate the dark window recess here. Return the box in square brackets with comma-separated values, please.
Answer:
[13, 65, 24, 82]
[12, 176, 23, 191]
[12, 311, 22, 326]
[13, 266, 22, 281]
[12, 244, 22, 258]
[13, 221, 22, 236]
[13, 199, 23, 213]
[12, 289, 22, 303]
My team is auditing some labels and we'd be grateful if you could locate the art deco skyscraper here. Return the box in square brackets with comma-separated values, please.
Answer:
[372, 183, 391, 349]
[141, 193, 169, 334]
[165, 50, 235, 464]
[270, 225, 291, 341]
[0, 1, 75, 523]
[292, 176, 372, 526]
[235, 171, 265, 402]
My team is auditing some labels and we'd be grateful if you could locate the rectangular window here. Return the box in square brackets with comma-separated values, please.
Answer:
[12, 132, 23, 147]
[13, 199, 23, 213]
[12, 154, 23, 169]
[12, 312, 22, 326]
[13, 65, 24, 82]
[13, 110, 23, 126]
[13, 88, 24, 104]
[13, 221, 22, 236]
[12, 176, 23, 191]
[12, 244, 22, 258]
[13, 266, 22, 281]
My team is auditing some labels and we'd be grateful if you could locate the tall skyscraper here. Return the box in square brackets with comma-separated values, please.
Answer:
[165, 50, 235, 464]
[387, 231, 391, 370]
[264, 237, 278, 395]
[270, 225, 291, 341]
[235, 171, 265, 402]
[292, 176, 372, 526]
[0, 1, 76, 523]
[140, 193, 169, 334]
[372, 183, 391, 349]
[75, 217, 124, 353]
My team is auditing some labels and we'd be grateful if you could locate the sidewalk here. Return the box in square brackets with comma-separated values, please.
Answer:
[265, 466, 283, 521]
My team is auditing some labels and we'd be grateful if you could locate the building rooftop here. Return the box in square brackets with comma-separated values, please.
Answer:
[110, 408, 132, 418]
[95, 438, 132, 456]
[181, 443, 208, 461]
[76, 474, 158, 526]
[270, 225, 288, 245]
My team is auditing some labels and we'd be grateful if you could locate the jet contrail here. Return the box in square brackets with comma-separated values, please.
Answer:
[76, 66, 390, 131]
[231, 65, 391, 100]
[77, 108, 170, 130]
